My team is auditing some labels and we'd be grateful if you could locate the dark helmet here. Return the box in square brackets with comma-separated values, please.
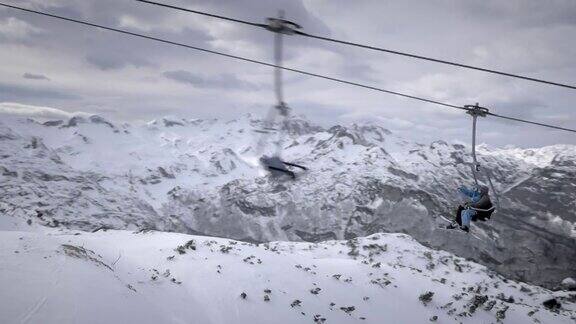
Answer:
[475, 185, 489, 196]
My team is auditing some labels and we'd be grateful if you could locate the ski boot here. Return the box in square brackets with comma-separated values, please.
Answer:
[446, 222, 458, 230]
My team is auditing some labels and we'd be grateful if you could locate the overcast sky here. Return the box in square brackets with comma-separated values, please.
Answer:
[0, 0, 575, 147]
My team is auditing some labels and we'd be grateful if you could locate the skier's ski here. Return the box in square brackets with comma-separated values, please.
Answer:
[267, 166, 296, 179]
[437, 215, 484, 241]
[282, 161, 307, 170]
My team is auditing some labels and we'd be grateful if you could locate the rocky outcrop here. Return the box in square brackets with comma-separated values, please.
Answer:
[1, 114, 574, 289]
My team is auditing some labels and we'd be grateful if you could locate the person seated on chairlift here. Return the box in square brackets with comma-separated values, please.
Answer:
[447, 184, 494, 233]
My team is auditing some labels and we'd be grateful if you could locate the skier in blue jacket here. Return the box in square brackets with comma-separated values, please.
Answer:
[447, 185, 492, 232]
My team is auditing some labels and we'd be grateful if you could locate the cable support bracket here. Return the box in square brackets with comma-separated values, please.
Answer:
[265, 14, 302, 35]
[464, 103, 490, 118]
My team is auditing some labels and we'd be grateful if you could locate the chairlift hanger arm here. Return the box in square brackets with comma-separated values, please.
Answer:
[464, 103, 500, 206]
[465, 103, 488, 175]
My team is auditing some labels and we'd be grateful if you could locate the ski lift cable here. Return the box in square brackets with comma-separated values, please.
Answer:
[486, 112, 576, 133]
[134, 0, 576, 91]
[0, 3, 466, 112]
[295, 32, 576, 91]
[135, 0, 265, 29]
[2, 2, 576, 135]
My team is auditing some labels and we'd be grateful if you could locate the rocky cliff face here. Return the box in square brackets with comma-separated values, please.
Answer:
[0, 114, 574, 288]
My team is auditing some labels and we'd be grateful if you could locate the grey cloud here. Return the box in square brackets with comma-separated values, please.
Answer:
[23, 72, 50, 81]
[1, 1, 212, 69]
[0, 83, 80, 101]
[86, 52, 154, 71]
[457, 0, 576, 28]
[0, 0, 574, 147]
[163, 70, 259, 90]
[339, 62, 378, 83]
[0, 16, 42, 41]
[489, 99, 545, 120]
[292, 101, 351, 127]
[35, 2, 84, 20]
[0, 102, 89, 119]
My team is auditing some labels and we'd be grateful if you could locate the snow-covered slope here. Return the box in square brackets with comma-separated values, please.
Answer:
[1, 228, 574, 324]
[0, 113, 574, 288]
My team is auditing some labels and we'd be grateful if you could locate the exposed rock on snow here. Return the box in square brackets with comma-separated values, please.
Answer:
[561, 278, 576, 291]
[0, 229, 575, 324]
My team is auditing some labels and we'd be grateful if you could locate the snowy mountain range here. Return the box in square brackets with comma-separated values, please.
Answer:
[0, 113, 575, 290]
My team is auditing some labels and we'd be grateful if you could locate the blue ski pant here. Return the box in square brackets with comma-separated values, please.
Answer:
[461, 208, 476, 227]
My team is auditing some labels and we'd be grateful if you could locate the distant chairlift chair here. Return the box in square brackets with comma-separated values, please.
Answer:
[258, 11, 307, 179]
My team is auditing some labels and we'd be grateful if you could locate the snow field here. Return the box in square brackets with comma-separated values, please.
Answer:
[1, 229, 574, 324]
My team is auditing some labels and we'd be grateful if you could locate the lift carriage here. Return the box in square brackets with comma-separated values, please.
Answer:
[464, 103, 499, 219]
[255, 11, 308, 179]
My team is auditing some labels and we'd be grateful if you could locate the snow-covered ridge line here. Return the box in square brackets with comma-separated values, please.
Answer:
[1, 229, 574, 324]
[1, 113, 575, 289]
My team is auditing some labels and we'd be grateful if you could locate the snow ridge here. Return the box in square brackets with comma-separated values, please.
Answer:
[0, 114, 575, 289]
[1, 229, 574, 324]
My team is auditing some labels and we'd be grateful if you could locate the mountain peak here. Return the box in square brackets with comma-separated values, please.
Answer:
[88, 115, 115, 128]
[63, 115, 87, 127]
[147, 116, 189, 128]
[59, 114, 115, 129]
